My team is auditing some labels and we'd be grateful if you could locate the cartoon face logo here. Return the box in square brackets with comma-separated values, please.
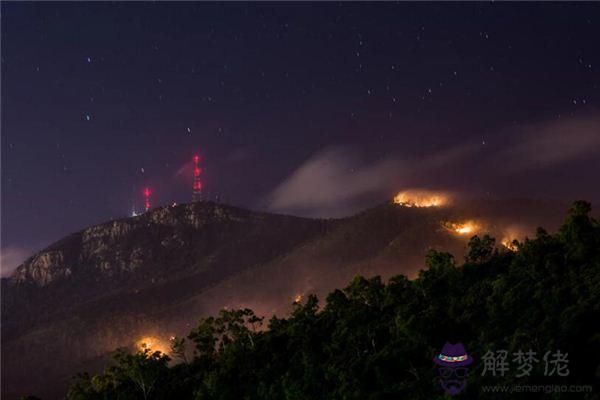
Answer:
[433, 342, 474, 396]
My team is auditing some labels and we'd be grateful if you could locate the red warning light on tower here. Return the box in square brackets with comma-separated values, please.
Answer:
[143, 187, 152, 212]
[192, 153, 203, 202]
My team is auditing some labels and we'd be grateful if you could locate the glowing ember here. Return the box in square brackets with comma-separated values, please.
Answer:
[136, 336, 170, 354]
[393, 189, 448, 208]
[444, 221, 479, 235]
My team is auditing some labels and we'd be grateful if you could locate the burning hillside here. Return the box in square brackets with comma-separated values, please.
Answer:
[443, 220, 480, 235]
[1, 199, 569, 399]
[393, 189, 449, 208]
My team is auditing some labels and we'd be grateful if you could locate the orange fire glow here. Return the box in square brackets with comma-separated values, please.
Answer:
[393, 189, 448, 208]
[136, 336, 171, 354]
[500, 226, 526, 252]
[501, 238, 519, 251]
[444, 221, 479, 235]
[293, 294, 303, 304]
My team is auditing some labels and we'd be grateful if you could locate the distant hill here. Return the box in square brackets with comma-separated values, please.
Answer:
[1, 198, 568, 399]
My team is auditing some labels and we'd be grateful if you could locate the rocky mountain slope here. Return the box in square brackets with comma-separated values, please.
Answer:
[1, 199, 567, 399]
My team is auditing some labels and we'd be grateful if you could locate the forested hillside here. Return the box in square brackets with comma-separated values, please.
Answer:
[64, 201, 600, 400]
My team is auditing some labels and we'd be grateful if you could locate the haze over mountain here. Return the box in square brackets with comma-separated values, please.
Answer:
[1, 196, 572, 399]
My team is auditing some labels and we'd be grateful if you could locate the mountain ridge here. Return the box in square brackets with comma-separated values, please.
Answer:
[7, 201, 331, 287]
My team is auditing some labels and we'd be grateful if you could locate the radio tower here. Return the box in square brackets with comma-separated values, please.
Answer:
[192, 154, 203, 202]
[143, 187, 152, 212]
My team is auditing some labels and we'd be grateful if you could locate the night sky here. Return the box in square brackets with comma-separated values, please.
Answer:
[2, 3, 600, 274]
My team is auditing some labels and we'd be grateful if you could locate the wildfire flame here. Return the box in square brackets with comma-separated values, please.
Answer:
[501, 238, 519, 251]
[393, 189, 448, 208]
[136, 336, 170, 354]
[293, 294, 303, 304]
[500, 226, 526, 252]
[444, 221, 479, 235]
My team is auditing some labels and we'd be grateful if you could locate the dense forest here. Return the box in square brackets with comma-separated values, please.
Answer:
[59, 201, 599, 399]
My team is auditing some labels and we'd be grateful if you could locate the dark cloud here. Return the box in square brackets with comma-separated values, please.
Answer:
[267, 145, 476, 217]
[493, 116, 600, 172]
[267, 148, 401, 217]
[267, 115, 600, 218]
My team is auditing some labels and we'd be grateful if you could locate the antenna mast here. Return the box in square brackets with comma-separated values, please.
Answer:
[192, 154, 203, 202]
[143, 187, 152, 212]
